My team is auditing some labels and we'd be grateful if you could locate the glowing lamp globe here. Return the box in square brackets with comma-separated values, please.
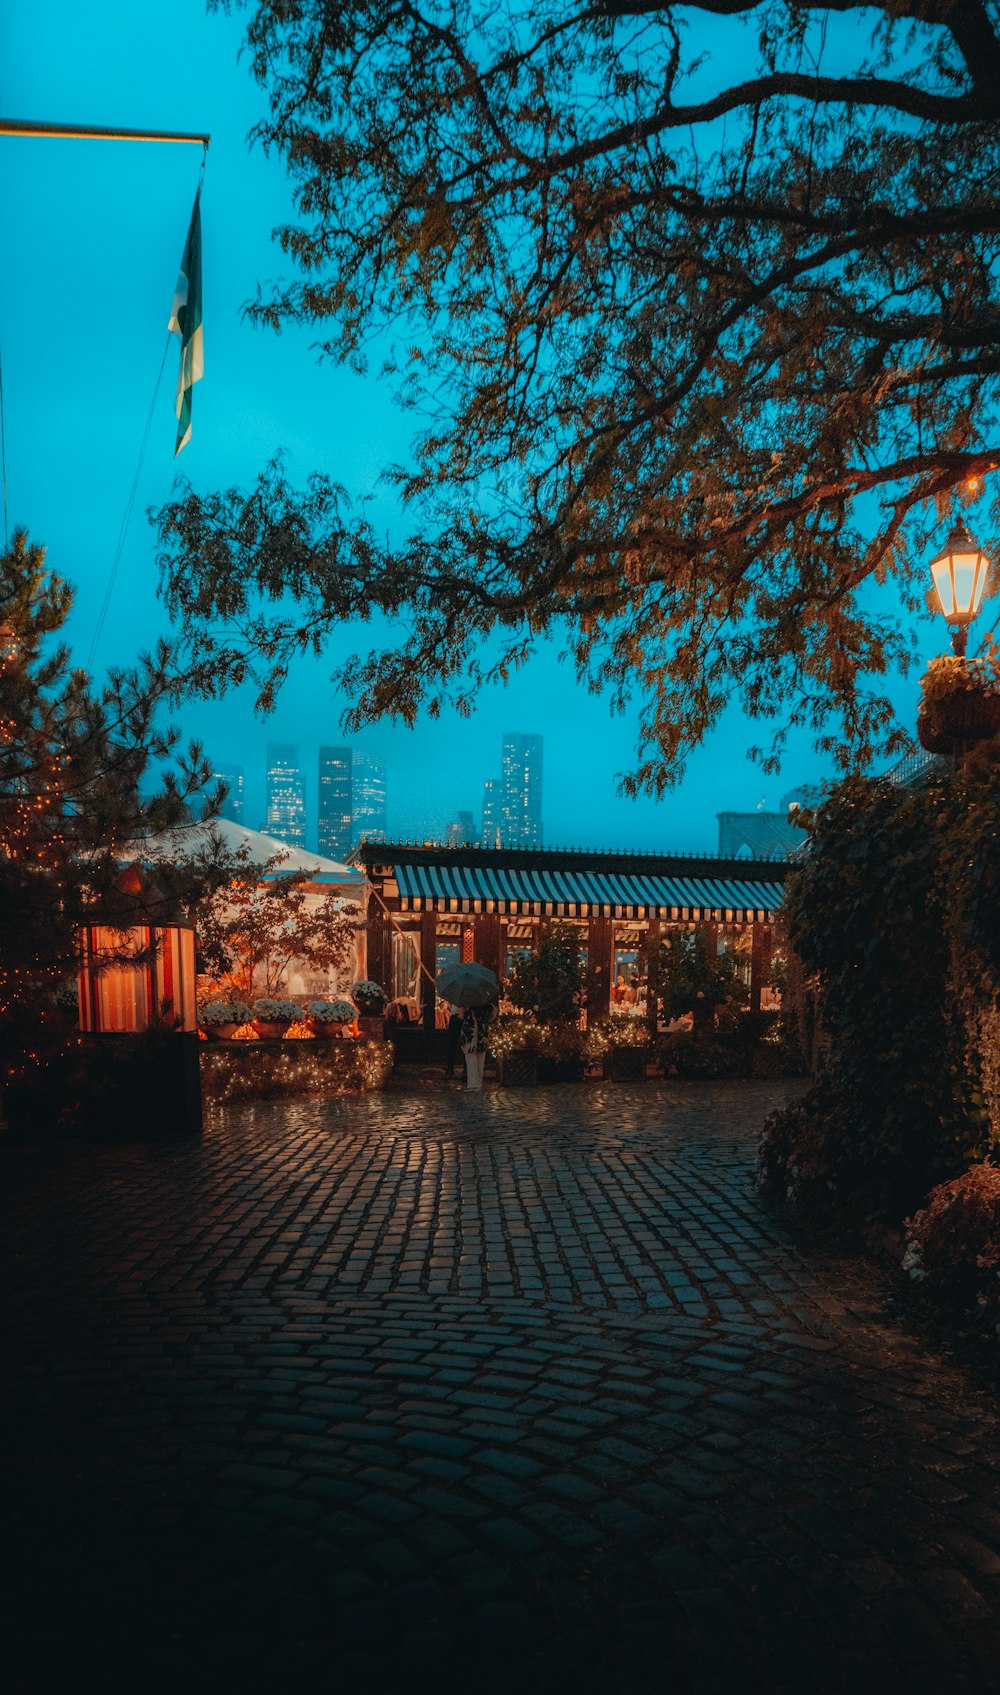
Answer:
[930, 521, 991, 656]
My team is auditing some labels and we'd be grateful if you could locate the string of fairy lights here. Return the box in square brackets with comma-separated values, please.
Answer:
[202, 1037, 393, 1103]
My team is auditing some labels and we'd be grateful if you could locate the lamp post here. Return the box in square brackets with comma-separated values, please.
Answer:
[918, 518, 1000, 759]
[928, 520, 991, 658]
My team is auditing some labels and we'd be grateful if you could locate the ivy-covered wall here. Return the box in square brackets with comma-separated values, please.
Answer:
[759, 758, 1000, 1225]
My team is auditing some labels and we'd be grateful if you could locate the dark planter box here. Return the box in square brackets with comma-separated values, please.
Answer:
[605, 1046, 647, 1081]
[497, 1049, 540, 1086]
[537, 1055, 585, 1084]
[201, 1037, 392, 1101]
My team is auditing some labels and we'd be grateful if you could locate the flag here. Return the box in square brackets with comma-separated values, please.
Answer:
[168, 189, 203, 455]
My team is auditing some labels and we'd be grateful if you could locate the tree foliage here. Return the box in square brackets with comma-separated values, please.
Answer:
[646, 929, 745, 1021]
[157, 0, 1000, 783]
[0, 529, 220, 1068]
[192, 851, 361, 999]
[505, 921, 586, 1021]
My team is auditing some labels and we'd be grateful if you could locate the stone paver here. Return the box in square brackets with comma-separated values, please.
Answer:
[3, 1081, 999, 1691]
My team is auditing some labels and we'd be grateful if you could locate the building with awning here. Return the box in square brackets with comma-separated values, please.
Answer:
[352, 841, 791, 1040]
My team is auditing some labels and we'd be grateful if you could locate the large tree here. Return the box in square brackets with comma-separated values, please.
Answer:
[158, 0, 1000, 785]
[0, 530, 222, 1066]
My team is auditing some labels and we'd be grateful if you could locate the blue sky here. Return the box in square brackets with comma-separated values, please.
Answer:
[2, 1, 944, 850]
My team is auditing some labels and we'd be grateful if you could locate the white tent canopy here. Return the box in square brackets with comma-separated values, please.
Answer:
[129, 817, 364, 885]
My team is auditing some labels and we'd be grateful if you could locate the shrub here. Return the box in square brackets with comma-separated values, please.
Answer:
[750, 1043, 801, 1080]
[757, 1086, 842, 1216]
[488, 1014, 542, 1055]
[658, 1032, 744, 1079]
[583, 1015, 648, 1063]
[202, 999, 254, 1026]
[537, 1022, 586, 1063]
[308, 998, 358, 1024]
[735, 1010, 779, 1047]
[647, 931, 747, 1027]
[505, 924, 585, 1023]
[252, 997, 301, 1024]
[904, 1164, 1000, 1315]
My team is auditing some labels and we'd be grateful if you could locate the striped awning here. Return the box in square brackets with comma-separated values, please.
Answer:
[394, 861, 782, 922]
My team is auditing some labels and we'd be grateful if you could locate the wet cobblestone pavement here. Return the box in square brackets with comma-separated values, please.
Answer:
[4, 1081, 1000, 1691]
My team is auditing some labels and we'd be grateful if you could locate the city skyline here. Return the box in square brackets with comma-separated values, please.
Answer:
[217, 734, 551, 855]
[205, 729, 827, 858]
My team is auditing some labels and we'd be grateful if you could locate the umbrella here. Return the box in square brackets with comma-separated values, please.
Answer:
[436, 961, 500, 1007]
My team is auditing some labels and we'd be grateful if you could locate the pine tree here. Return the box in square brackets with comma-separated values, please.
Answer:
[0, 529, 220, 1075]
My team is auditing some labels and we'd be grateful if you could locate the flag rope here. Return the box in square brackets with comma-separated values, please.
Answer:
[86, 333, 171, 672]
[0, 336, 8, 551]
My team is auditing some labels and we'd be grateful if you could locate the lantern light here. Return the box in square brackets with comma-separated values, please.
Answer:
[929, 520, 991, 657]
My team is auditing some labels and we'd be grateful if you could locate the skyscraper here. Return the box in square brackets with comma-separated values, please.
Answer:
[352, 750, 387, 846]
[265, 743, 306, 848]
[318, 746, 353, 862]
[500, 732, 543, 846]
[209, 761, 244, 825]
[481, 779, 502, 848]
[445, 810, 477, 847]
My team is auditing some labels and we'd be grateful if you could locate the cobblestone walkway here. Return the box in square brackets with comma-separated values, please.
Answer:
[3, 1082, 1000, 1692]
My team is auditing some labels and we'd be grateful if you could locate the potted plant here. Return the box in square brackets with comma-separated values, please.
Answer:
[252, 997, 301, 1039]
[535, 1021, 586, 1083]
[596, 1014, 649, 1081]
[351, 979, 387, 1039]
[504, 924, 587, 1083]
[488, 1014, 542, 1085]
[917, 655, 1000, 755]
[202, 999, 254, 1040]
[308, 997, 359, 1037]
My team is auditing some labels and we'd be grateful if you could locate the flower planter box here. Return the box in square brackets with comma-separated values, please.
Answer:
[205, 1022, 240, 1041]
[605, 1046, 648, 1082]
[201, 1037, 393, 1102]
[918, 689, 1000, 755]
[537, 1055, 585, 1084]
[357, 1014, 385, 1042]
[497, 1049, 540, 1086]
[253, 1020, 290, 1040]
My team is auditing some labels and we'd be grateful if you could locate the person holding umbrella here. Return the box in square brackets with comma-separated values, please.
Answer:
[459, 998, 496, 1091]
[435, 961, 500, 1092]
[444, 1002, 463, 1078]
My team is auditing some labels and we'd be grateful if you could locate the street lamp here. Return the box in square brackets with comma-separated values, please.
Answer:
[929, 520, 991, 658]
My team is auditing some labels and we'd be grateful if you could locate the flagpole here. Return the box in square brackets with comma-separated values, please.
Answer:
[0, 119, 209, 146]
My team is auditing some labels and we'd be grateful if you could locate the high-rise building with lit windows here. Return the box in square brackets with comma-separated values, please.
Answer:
[352, 750, 387, 846]
[500, 732, 543, 846]
[481, 779, 502, 848]
[318, 746, 353, 861]
[445, 810, 477, 847]
[265, 743, 306, 848]
[209, 762, 244, 825]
